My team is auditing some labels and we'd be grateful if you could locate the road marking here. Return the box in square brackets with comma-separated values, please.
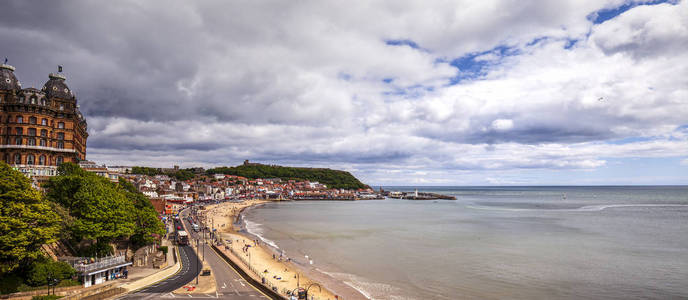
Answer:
[229, 281, 241, 296]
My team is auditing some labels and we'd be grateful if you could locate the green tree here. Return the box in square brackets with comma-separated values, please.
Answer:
[118, 179, 164, 248]
[26, 258, 75, 287]
[45, 163, 135, 244]
[0, 162, 61, 274]
[130, 166, 161, 176]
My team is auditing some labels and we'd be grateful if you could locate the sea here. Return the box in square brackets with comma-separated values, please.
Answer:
[241, 186, 688, 299]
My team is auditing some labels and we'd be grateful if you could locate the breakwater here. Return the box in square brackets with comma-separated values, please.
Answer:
[384, 191, 456, 200]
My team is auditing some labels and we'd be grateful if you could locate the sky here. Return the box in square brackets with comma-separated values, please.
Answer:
[1, 0, 687, 186]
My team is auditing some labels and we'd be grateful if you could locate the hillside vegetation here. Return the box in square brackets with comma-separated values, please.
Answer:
[130, 166, 195, 181]
[0, 162, 165, 293]
[206, 164, 368, 190]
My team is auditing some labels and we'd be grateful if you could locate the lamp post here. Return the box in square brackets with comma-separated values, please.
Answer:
[305, 283, 321, 300]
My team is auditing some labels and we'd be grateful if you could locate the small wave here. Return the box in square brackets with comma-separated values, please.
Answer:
[243, 219, 280, 249]
[467, 204, 688, 212]
[577, 204, 688, 211]
[318, 270, 414, 300]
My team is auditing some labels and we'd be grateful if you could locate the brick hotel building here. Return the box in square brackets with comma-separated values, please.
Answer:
[0, 63, 87, 179]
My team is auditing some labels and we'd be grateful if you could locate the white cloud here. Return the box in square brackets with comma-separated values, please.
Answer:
[491, 119, 514, 131]
[2, 0, 687, 185]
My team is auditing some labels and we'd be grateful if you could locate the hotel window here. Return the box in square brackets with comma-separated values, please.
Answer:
[19, 96, 25, 103]
[57, 132, 64, 140]
[14, 154, 21, 164]
[57, 141, 64, 149]
[39, 155, 46, 165]
[28, 128, 36, 136]
[26, 155, 34, 165]
[29, 117, 37, 124]
[30, 97, 37, 104]
[41, 118, 48, 126]
[56, 156, 63, 165]
[59, 104, 64, 111]
[58, 122, 64, 129]
[16, 116, 23, 123]
[15, 127, 22, 135]
[40, 139, 46, 147]
[41, 99, 46, 106]
[27, 138, 36, 146]
[40, 129, 47, 137]
[15, 137, 22, 145]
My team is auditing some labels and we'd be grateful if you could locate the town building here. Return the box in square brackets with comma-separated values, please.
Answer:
[0, 63, 88, 180]
[65, 255, 131, 288]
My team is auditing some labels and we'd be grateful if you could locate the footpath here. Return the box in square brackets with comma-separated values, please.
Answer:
[1, 235, 180, 300]
[117, 237, 180, 293]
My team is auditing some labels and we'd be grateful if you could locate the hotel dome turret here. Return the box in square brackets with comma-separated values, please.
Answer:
[1, 64, 21, 91]
[0, 63, 88, 179]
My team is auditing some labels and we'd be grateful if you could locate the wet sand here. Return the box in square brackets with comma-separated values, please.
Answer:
[201, 200, 368, 300]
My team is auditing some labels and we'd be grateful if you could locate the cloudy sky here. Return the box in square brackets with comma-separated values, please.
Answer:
[2, 0, 687, 185]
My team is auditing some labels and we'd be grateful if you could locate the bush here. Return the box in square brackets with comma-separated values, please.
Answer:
[26, 259, 75, 287]
[17, 279, 80, 292]
[31, 295, 62, 300]
[158, 246, 168, 255]
[0, 273, 23, 294]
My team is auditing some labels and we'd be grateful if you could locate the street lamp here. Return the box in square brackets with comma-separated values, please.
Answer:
[305, 283, 321, 300]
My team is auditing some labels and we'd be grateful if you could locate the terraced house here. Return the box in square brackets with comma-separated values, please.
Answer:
[0, 63, 88, 180]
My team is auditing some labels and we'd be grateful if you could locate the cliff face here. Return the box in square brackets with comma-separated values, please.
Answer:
[207, 164, 368, 190]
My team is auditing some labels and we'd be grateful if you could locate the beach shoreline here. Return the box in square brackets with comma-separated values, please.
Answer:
[201, 200, 369, 300]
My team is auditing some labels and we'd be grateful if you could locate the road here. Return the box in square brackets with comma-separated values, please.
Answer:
[182, 208, 268, 299]
[118, 207, 269, 300]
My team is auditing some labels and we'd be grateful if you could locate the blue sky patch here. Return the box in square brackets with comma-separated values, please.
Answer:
[449, 45, 520, 84]
[588, 0, 677, 24]
[386, 39, 422, 50]
[605, 136, 656, 145]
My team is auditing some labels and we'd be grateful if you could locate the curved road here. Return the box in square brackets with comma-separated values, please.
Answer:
[137, 244, 200, 293]
[118, 207, 269, 299]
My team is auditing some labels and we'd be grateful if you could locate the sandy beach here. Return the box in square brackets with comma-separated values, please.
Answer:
[200, 200, 368, 300]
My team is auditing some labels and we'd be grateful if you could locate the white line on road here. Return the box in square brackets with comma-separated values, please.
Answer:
[229, 281, 241, 296]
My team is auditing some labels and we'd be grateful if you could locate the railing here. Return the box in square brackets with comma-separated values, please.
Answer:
[72, 255, 127, 273]
[219, 236, 330, 300]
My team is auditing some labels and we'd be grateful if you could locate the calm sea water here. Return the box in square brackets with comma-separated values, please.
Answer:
[243, 186, 688, 299]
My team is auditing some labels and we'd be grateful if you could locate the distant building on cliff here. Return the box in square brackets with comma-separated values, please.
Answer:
[0, 63, 88, 179]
